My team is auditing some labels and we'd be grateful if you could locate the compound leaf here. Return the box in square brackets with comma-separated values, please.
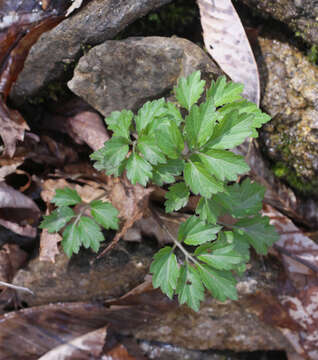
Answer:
[126, 152, 152, 186]
[198, 149, 249, 181]
[77, 216, 105, 252]
[207, 76, 243, 107]
[176, 264, 204, 312]
[205, 111, 252, 150]
[184, 161, 223, 198]
[156, 119, 184, 159]
[40, 206, 75, 233]
[174, 70, 205, 111]
[235, 216, 279, 255]
[150, 246, 180, 299]
[104, 109, 133, 140]
[178, 215, 222, 245]
[137, 135, 167, 165]
[198, 264, 238, 302]
[135, 98, 167, 135]
[165, 102, 183, 126]
[52, 188, 81, 207]
[90, 200, 119, 230]
[195, 243, 243, 270]
[164, 182, 190, 213]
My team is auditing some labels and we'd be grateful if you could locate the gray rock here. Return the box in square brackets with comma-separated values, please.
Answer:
[68, 36, 221, 116]
[240, 0, 318, 45]
[256, 35, 318, 195]
[10, 0, 172, 104]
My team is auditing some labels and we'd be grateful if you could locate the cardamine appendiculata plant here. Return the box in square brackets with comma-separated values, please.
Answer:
[40, 71, 278, 311]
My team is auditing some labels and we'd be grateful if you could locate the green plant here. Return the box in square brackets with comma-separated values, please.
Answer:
[40, 71, 278, 311]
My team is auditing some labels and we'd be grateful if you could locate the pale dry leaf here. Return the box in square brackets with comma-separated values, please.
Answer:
[197, 0, 260, 104]
[65, 0, 84, 17]
[39, 326, 107, 360]
[39, 229, 62, 263]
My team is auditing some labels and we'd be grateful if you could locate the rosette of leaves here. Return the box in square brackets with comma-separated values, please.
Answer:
[41, 71, 278, 311]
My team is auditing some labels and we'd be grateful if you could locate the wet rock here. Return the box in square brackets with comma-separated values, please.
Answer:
[257, 35, 318, 195]
[68, 36, 221, 116]
[9, 0, 173, 104]
[240, 0, 318, 45]
[12, 240, 153, 306]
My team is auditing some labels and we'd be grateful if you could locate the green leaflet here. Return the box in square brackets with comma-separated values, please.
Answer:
[178, 215, 222, 245]
[52, 188, 81, 207]
[213, 179, 265, 218]
[235, 216, 279, 255]
[165, 182, 189, 213]
[197, 149, 249, 181]
[62, 222, 81, 257]
[184, 161, 223, 198]
[152, 159, 185, 186]
[90, 200, 119, 230]
[165, 102, 183, 126]
[156, 119, 184, 159]
[176, 264, 204, 312]
[174, 70, 205, 111]
[205, 111, 253, 150]
[198, 264, 238, 302]
[135, 98, 167, 135]
[137, 135, 167, 165]
[195, 242, 244, 270]
[207, 76, 243, 107]
[105, 109, 133, 140]
[184, 98, 217, 149]
[150, 246, 180, 299]
[40, 206, 74, 233]
[195, 197, 223, 224]
[90, 137, 129, 175]
[218, 99, 271, 137]
[126, 152, 153, 186]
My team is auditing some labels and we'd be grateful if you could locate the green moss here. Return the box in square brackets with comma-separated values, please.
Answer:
[272, 162, 317, 195]
[307, 45, 318, 65]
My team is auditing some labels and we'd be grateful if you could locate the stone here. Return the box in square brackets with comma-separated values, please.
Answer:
[256, 35, 318, 195]
[9, 0, 173, 104]
[240, 0, 318, 45]
[67, 36, 221, 116]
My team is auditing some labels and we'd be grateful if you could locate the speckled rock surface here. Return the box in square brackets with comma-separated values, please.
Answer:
[257, 35, 318, 195]
[9, 0, 172, 104]
[134, 258, 292, 352]
[12, 241, 153, 306]
[68, 36, 221, 116]
[240, 0, 318, 45]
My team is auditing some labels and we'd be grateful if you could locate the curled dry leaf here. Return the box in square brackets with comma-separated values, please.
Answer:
[0, 182, 40, 237]
[197, 0, 260, 104]
[39, 229, 62, 263]
[0, 0, 71, 156]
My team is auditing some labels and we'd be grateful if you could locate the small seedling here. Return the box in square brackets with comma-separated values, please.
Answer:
[40, 71, 278, 311]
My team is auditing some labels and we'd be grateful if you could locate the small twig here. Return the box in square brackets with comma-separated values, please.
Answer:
[273, 244, 318, 274]
[0, 281, 34, 295]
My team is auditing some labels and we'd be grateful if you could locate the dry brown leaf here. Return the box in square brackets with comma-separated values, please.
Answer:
[99, 177, 154, 257]
[39, 326, 108, 360]
[197, 0, 260, 104]
[0, 182, 40, 237]
[39, 229, 62, 263]
[105, 344, 137, 360]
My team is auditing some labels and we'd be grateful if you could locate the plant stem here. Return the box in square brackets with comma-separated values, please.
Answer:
[150, 206, 201, 267]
